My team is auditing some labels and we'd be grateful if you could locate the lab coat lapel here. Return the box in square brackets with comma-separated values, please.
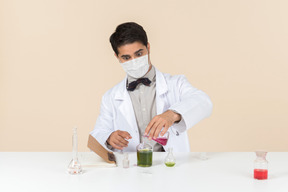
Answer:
[114, 78, 138, 132]
[155, 68, 168, 115]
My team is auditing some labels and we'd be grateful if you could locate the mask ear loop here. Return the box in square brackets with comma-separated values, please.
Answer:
[146, 47, 152, 66]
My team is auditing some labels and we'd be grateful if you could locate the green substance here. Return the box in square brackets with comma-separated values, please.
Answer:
[137, 149, 153, 167]
[165, 162, 175, 167]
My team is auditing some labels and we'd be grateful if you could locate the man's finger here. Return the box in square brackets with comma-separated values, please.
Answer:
[145, 116, 159, 135]
[116, 135, 129, 147]
[154, 121, 166, 139]
[148, 124, 157, 140]
[110, 141, 123, 150]
[144, 122, 153, 136]
[160, 124, 169, 136]
[118, 131, 132, 140]
[148, 120, 162, 140]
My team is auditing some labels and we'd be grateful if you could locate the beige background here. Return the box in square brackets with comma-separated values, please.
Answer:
[1, 0, 287, 152]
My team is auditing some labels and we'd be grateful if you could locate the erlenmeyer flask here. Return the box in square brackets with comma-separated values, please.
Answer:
[143, 131, 169, 146]
[67, 126, 83, 174]
[164, 147, 176, 167]
[254, 151, 268, 180]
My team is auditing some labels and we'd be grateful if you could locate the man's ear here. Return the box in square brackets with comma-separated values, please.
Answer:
[114, 52, 118, 58]
[147, 42, 150, 54]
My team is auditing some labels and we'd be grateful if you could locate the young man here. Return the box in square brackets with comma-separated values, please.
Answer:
[90, 22, 213, 152]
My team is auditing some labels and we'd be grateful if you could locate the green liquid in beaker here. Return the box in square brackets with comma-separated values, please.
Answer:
[137, 149, 153, 167]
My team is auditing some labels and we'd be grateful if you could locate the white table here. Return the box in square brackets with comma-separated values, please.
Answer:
[1, 152, 288, 192]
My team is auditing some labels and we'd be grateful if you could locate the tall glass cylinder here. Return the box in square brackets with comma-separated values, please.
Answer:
[67, 126, 83, 174]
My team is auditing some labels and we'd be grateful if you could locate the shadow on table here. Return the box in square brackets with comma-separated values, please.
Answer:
[268, 171, 288, 180]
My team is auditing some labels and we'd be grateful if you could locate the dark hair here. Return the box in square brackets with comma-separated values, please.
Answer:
[109, 22, 148, 55]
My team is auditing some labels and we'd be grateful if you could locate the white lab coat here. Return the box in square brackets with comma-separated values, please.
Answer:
[90, 68, 213, 152]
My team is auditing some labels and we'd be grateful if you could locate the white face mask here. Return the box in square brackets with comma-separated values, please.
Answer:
[120, 54, 150, 78]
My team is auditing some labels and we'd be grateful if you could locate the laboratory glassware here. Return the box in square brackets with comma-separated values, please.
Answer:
[143, 131, 169, 146]
[123, 153, 129, 168]
[164, 147, 176, 167]
[137, 139, 153, 167]
[67, 126, 83, 174]
[254, 151, 268, 180]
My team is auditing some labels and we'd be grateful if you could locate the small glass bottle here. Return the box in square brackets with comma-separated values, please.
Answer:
[164, 147, 176, 167]
[67, 126, 83, 174]
[123, 153, 129, 168]
[137, 139, 153, 167]
[254, 151, 268, 180]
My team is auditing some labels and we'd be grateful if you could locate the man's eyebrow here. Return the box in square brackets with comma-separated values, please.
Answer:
[134, 49, 143, 54]
[121, 54, 131, 58]
[120, 49, 143, 58]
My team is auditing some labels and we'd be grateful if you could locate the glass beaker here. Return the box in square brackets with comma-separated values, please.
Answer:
[164, 147, 176, 167]
[254, 151, 268, 180]
[143, 131, 169, 146]
[137, 140, 153, 167]
[123, 153, 129, 168]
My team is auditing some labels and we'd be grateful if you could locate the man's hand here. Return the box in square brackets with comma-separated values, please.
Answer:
[144, 110, 181, 140]
[107, 130, 132, 150]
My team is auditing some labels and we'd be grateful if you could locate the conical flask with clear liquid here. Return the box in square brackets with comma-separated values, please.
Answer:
[67, 126, 83, 174]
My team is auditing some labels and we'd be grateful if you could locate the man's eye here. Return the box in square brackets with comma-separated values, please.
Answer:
[124, 56, 130, 60]
[136, 52, 142, 57]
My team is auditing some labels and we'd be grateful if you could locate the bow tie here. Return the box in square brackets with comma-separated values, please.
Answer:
[127, 78, 151, 91]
